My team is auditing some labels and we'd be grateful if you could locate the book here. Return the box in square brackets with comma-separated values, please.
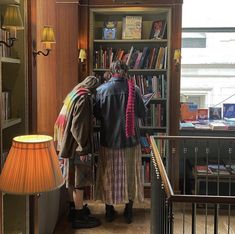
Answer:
[194, 123, 211, 130]
[1, 91, 11, 120]
[209, 121, 228, 130]
[180, 122, 195, 129]
[102, 21, 117, 40]
[149, 20, 166, 39]
[197, 108, 208, 120]
[225, 164, 235, 174]
[223, 103, 235, 119]
[195, 165, 212, 174]
[208, 164, 230, 175]
[122, 16, 142, 40]
[180, 103, 198, 122]
[209, 107, 222, 120]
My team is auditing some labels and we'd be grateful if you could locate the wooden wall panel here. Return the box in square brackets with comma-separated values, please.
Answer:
[35, 0, 57, 136]
[31, 0, 79, 136]
[56, 3, 79, 110]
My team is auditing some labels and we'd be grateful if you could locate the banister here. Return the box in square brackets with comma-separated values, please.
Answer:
[150, 135, 235, 205]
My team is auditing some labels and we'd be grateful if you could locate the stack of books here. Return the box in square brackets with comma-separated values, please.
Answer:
[208, 121, 228, 130]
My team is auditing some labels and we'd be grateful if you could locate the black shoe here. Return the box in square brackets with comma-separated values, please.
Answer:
[68, 202, 75, 222]
[105, 204, 117, 222]
[72, 209, 101, 229]
[124, 200, 133, 224]
[68, 202, 91, 222]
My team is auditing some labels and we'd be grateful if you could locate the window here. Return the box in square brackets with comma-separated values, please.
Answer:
[181, 0, 235, 111]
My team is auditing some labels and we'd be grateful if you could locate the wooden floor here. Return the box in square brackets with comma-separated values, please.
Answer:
[54, 200, 235, 234]
[54, 200, 151, 234]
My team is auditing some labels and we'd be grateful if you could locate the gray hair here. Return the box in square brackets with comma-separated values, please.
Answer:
[110, 60, 128, 76]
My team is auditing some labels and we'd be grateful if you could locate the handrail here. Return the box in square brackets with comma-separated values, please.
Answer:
[150, 136, 174, 198]
[151, 135, 235, 141]
[150, 135, 235, 205]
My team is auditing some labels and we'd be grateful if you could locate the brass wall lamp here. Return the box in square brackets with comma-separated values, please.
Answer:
[33, 26, 56, 57]
[0, 4, 24, 48]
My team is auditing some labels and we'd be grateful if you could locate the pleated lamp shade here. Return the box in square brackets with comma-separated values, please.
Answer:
[2, 4, 24, 30]
[0, 135, 64, 195]
[41, 26, 56, 50]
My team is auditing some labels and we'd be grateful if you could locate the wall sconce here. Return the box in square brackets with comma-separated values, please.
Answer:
[79, 48, 87, 63]
[79, 48, 87, 72]
[0, 4, 24, 48]
[174, 49, 181, 67]
[33, 26, 56, 57]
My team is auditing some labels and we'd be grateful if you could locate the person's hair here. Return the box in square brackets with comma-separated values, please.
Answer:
[75, 76, 100, 92]
[110, 60, 128, 76]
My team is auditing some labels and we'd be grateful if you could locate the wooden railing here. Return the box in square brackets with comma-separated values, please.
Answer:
[150, 135, 235, 234]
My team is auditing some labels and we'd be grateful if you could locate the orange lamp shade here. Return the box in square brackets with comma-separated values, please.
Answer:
[0, 135, 64, 195]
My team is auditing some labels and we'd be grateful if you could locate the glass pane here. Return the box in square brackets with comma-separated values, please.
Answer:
[181, 1, 235, 115]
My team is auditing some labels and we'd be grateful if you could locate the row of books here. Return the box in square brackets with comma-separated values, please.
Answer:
[0, 29, 11, 58]
[132, 74, 167, 98]
[180, 103, 235, 122]
[142, 158, 151, 183]
[93, 46, 167, 70]
[195, 164, 235, 176]
[142, 104, 166, 128]
[180, 120, 235, 131]
[140, 133, 167, 158]
[102, 17, 167, 40]
[140, 136, 151, 154]
[1, 91, 11, 121]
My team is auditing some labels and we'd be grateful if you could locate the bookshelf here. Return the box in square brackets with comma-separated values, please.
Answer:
[0, 0, 28, 233]
[89, 7, 172, 197]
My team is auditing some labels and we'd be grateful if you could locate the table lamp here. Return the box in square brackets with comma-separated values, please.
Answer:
[0, 135, 64, 234]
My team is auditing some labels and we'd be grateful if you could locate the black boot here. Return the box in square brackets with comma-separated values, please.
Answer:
[72, 208, 101, 229]
[68, 201, 75, 222]
[105, 204, 117, 222]
[124, 200, 133, 224]
[68, 202, 91, 222]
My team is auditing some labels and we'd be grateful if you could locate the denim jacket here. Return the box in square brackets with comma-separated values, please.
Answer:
[94, 77, 147, 149]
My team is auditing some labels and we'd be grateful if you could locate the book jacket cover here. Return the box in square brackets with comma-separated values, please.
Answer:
[209, 107, 222, 120]
[122, 16, 142, 40]
[149, 20, 166, 39]
[180, 103, 198, 122]
[197, 108, 208, 120]
[223, 103, 235, 119]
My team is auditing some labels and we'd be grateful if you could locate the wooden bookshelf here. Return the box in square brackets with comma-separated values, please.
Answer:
[0, 0, 28, 233]
[89, 6, 174, 197]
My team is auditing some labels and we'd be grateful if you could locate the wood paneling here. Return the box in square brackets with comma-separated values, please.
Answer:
[56, 3, 79, 107]
[29, 0, 79, 136]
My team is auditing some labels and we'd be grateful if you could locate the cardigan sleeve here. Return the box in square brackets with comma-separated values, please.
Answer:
[71, 95, 92, 155]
